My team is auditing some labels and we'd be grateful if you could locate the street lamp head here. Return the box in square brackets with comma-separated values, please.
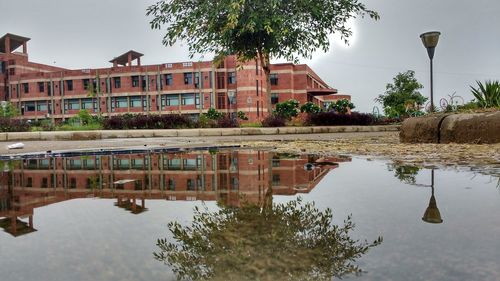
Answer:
[420, 31, 441, 59]
[420, 31, 441, 48]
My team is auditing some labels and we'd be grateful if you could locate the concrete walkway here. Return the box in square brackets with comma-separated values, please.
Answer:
[0, 130, 399, 155]
[0, 125, 399, 141]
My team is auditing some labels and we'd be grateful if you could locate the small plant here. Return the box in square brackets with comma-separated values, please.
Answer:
[0, 102, 19, 118]
[300, 102, 321, 114]
[275, 99, 299, 120]
[204, 108, 224, 120]
[470, 80, 500, 108]
[0, 118, 31, 132]
[329, 99, 355, 114]
[237, 111, 249, 120]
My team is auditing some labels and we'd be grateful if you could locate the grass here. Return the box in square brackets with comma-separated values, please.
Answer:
[240, 122, 263, 128]
[56, 122, 103, 131]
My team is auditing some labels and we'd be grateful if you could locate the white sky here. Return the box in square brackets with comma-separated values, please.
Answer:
[1, 0, 499, 112]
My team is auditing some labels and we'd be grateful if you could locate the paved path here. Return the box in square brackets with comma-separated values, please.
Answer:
[0, 131, 397, 155]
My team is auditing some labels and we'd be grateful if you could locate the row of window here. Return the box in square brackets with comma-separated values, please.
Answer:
[16, 72, 241, 94]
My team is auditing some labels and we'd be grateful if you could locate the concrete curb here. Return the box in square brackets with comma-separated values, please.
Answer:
[1, 125, 400, 141]
[400, 111, 500, 144]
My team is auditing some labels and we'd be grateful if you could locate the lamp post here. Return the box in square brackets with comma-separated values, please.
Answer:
[420, 31, 441, 112]
[422, 169, 443, 224]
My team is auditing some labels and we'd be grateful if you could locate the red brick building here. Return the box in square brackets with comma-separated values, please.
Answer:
[0, 33, 350, 123]
[0, 150, 350, 236]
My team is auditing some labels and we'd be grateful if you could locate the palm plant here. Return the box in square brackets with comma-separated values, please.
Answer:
[470, 80, 500, 108]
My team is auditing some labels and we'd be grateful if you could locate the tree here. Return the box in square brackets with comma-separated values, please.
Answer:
[376, 70, 427, 118]
[147, 0, 378, 113]
[155, 198, 382, 281]
[329, 99, 354, 114]
[0, 102, 19, 118]
[300, 102, 321, 114]
[275, 99, 299, 120]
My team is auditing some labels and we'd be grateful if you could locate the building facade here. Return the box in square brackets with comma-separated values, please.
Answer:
[0, 150, 350, 236]
[0, 33, 349, 123]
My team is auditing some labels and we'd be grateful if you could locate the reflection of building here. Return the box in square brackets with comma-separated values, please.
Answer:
[0, 151, 350, 236]
[0, 33, 348, 123]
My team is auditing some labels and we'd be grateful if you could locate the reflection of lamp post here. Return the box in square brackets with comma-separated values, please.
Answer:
[420, 31, 441, 112]
[422, 169, 443, 224]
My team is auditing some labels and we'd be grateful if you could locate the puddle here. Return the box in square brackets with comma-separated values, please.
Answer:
[0, 149, 499, 281]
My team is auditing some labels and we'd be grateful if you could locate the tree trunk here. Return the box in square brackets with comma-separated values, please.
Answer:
[258, 50, 272, 116]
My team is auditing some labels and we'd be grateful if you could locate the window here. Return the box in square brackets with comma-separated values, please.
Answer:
[47, 82, 52, 95]
[181, 94, 195, 105]
[41, 178, 48, 188]
[272, 174, 281, 186]
[256, 80, 259, 96]
[113, 97, 128, 108]
[271, 93, 279, 105]
[194, 72, 200, 88]
[183, 159, 197, 170]
[187, 179, 195, 191]
[37, 102, 48, 111]
[65, 99, 80, 110]
[82, 79, 90, 90]
[25, 102, 36, 112]
[130, 96, 142, 108]
[141, 76, 147, 91]
[166, 95, 179, 106]
[66, 80, 73, 91]
[113, 77, 121, 88]
[270, 73, 279, 85]
[168, 179, 176, 190]
[131, 76, 139, 87]
[81, 98, 96, 110]
[26, 177, 33, 187]
[272, 156, 281, 167]
[70, 178, 77, 189]
[165, 74, 173, 86]
[23, 83, 29, 93]
[38, 82, 44, 93]
[184, 73, 193, 85]
[228, 72, 236, 84]
[0, 61, 4, 73]
[217, 93, 226, 109]
[166, 158, 181, 170]
[257, 101, 260, 117]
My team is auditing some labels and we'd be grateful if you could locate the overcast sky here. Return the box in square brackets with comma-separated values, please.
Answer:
[1, 0, 499, 112]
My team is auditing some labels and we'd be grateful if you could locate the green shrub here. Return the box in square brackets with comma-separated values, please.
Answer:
[329, 99, 355, 114]
[470, 80, 500, 108]
[300, 102, 321, 114]
[275, 99, 299, 120]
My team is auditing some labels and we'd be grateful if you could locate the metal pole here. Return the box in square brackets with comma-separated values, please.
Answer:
[430, 58, 434, 112]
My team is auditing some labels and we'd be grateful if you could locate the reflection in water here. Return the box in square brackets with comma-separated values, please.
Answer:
[0, 150, 350, 237]
[155, 198, 383, 281]
[422, 170, 443, 224]
[388, 165, 444, 224]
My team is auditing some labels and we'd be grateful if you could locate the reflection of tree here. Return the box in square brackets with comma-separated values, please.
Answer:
[155, 198, 382, 281]
[388, 164, 421, 185]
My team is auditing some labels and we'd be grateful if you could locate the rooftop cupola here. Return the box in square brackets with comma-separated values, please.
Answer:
[0, 33, 30, 54]
[109, 50, 143, 67]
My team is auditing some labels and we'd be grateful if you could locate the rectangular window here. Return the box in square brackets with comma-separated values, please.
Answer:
[256, 80, 259, 96]
[217, 93, 226, 109]
[113, 77, 121, 88]
[66, 80, 73, 91]
[23, 83, 29, 93]
[141, 76, 147, 91]
[82, 79, 90, 90]
[181, 94, 195, 105]
[66, 99, 80, 110]
[81, 98, 96, 110]
[168, 179, 176, 190]
[41, 178, 48, 188]
[194, 72, 200, 88]
[166, 95, 179, 106]
[187, 179, 195, 191]
[270, 73, 279, 85]
[228, 72, 236, 84]
[114, 97, 128, 108]
[257, 101, 260, 117]
[26, 177, 32, 187]
[166, 158, 181, 170]
[38, 82, 45, 93]
[271, 93, 279, 105]
[165, 74, 173, 86]
[130, 96, 142, 108]
[25, 102, 36, 112]
[131, 76, 139, 87]
[272, 174, 281, 186]
[37, 102, 48, 111]
[0, 61, 4, 73]
[184, 73, 193, 85]
[47, 82, 52, 95]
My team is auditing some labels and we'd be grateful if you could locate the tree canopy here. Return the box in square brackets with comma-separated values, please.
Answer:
[154, 198, 382, 281]
[147, 0, 378, 67]
[376, 70, 427, 118]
